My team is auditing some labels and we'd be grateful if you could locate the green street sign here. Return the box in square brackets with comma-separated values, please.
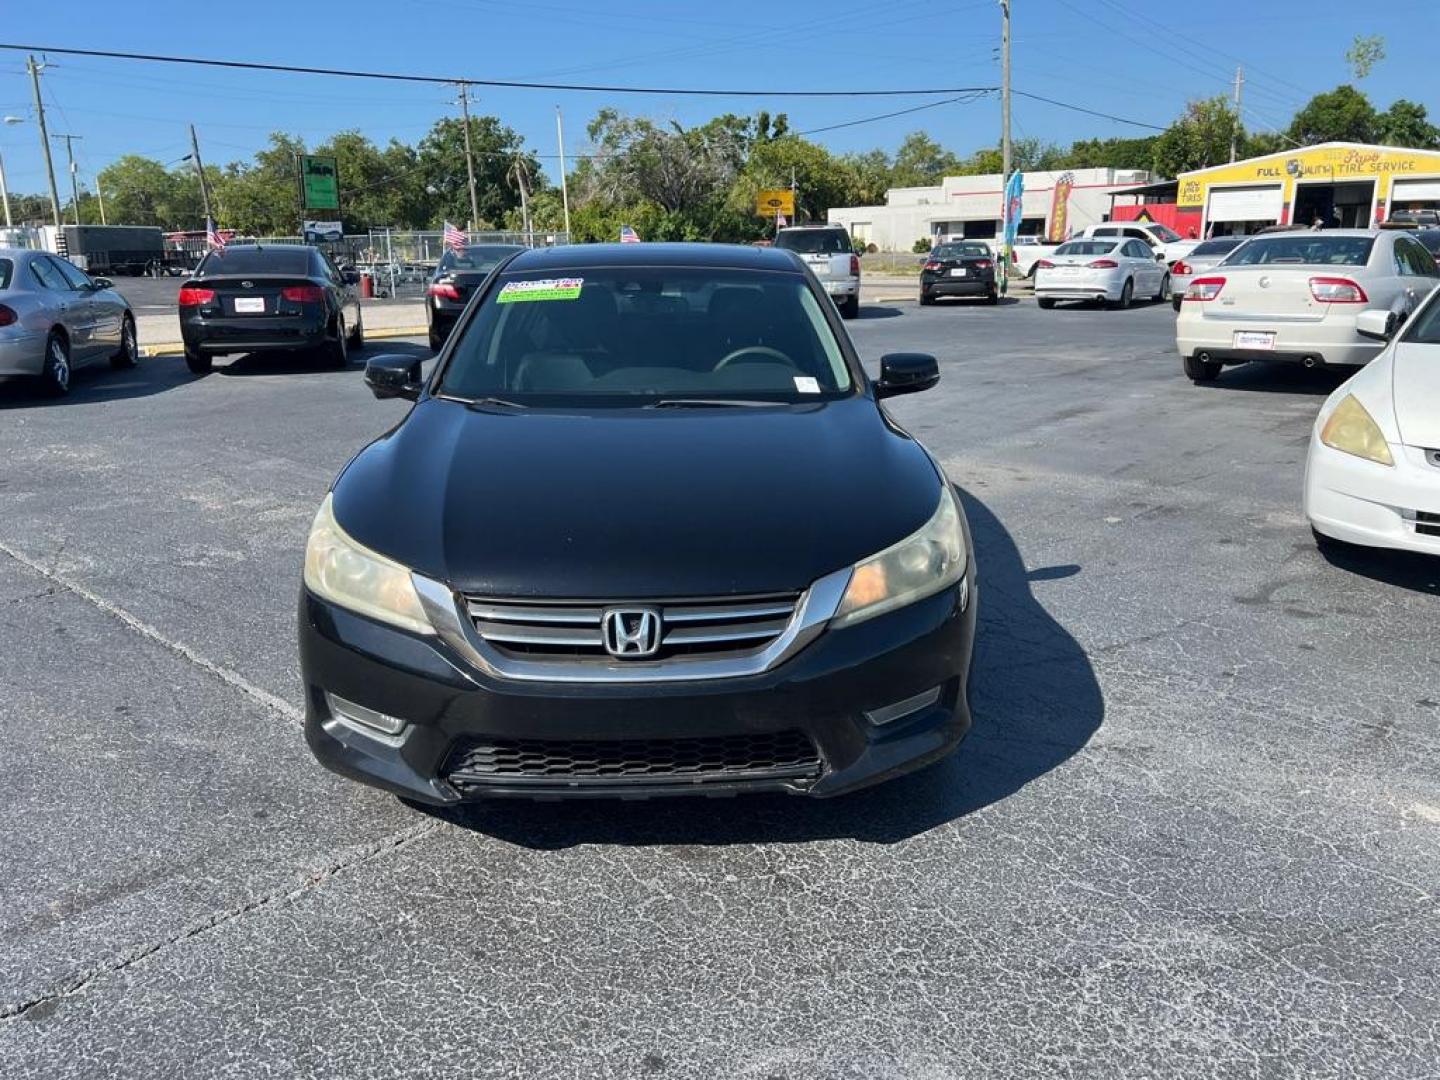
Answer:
[301, 155, 340, 211]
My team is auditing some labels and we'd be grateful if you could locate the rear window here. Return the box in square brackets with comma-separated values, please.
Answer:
[774, 229, 851, 255]
[1223, 236, 1374, 267]
[1148, 224, 1182, 243]
[1416, 230, 1440, 256]
[933, 244, 990, 258]
[197, 248, 312, 276]
[1055, 241, 1119, 257]
[1191, 238, 1245, 257]
[0, 258, 11, 290]
[439, 246, 523, 274]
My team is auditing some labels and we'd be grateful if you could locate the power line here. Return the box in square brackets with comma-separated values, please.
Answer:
[1012, 90, 1166, 131]
[797, 92, 992, 136]
[0, 43, 997, 98]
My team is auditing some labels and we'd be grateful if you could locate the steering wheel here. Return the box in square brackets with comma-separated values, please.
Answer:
[714, 345, 791, 370]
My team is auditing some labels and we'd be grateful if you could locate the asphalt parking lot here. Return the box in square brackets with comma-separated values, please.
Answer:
[3, 296, 1438, 1079]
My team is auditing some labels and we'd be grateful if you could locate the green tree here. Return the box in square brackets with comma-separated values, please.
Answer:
[95, 155, 208, 228]
[416, 116, 536, 229]
[1059, 136, 1158, 171]
[839, 149, 893, 205]
[312, 130, 431, 231]
[739, 135, 859, 227]
[214, 132, 309, 234]
[889, 131, 963, 187]
[1152, 97, 1244, 177]
[1345, 35, 1385, 80]
[1288, 85, 1378, 145]
[1377, 99, 1440, 149]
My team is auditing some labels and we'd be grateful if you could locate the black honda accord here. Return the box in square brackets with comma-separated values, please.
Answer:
[299, 242, 976, 803]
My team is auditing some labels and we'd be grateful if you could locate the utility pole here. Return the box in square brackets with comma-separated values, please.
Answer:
[999, 0, 1012, 293]
[511, 156, 532, 246]
[1230, 66, 1244, 163]
[555, 106, 572, 240]
[95, 175, 106, 224]
[27, 55, 63, 234]
[189, 123, 213, 221]
[457, 83, 481, 232]
[52, 133, 83, 225]
[0, 150, 10, 228]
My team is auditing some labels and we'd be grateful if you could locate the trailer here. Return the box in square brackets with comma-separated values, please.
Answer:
[43, 225, 165, 276]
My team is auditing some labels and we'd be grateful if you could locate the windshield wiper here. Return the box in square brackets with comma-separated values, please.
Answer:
[463, 396, 529, 410]
[646, 398, 777, 409]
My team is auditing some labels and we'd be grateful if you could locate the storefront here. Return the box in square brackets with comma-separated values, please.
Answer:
[1177, 143, 1440, 235]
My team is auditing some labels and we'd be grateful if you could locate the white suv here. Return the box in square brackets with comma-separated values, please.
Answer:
[775, 225, 860, 318]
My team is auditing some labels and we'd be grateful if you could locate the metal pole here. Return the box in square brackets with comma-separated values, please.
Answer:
[458, 83, 481, 231]
[95, 175, 106, 224]
[27, 56, 63, 232]
[0, 151, 11, 227]
[555, 106, 571, 241]
[999, 0, 1012, 294]
[189, 123, 213, 221]
[514, 158, 532, 246]
[53, 134, 82, 225]
[1230, 66, 1244, 163]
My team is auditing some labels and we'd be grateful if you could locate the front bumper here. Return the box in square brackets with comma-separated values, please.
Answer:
[1304, 439, 1440, 555]
[0, 331, 46, 376]
[299, 574, 976, 803]
[180, 312, 330, 355]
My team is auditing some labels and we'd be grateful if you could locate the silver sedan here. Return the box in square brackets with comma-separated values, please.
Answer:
[0, 247, 138, 396]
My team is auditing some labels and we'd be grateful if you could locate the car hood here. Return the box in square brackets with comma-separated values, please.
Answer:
[1391, 339, 1440, 447]
[332, 395, 944, 598]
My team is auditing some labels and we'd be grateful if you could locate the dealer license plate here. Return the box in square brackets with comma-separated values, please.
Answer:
[949, 268, 967, 277]
[1233, 331, 1275, 350]
[234, 296, 265, 314]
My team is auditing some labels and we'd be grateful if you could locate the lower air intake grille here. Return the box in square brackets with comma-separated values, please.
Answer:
[1416, 510, 1440, 537]
[443, 730, 821, 789]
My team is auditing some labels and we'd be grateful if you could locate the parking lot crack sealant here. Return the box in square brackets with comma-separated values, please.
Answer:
[0, 537, 303, 724]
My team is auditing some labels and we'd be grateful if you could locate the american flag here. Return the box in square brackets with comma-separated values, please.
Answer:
[206, 217, 226, 252]
[619, 224, 640, 243]
[443, 221, 467, 252]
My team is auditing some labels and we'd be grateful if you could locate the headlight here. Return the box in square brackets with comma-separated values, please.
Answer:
[303, 493, 433, 635]
[832, 487, 967, 628]
[1319, 394, 1393, 467]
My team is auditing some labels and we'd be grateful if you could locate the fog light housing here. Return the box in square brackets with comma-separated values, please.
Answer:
[326, 692, 407, 737]
[865, 685, 943, 726]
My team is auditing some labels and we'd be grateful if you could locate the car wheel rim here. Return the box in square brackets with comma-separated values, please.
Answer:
[124, 324, 135, 361]
[50, 341, 68, 388]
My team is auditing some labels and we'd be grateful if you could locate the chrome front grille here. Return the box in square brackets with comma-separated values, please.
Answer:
[464, 593, 801, 662]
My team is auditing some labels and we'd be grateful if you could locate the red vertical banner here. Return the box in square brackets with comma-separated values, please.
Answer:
[1047, 173, 1075, 242]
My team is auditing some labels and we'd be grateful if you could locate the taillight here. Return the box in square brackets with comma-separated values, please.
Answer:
[427, 281, 462, 301]
[849, 254, 860, 276]
[1309, 277, 1368, 303]
[1185, 276, 1226, 301]
[1034, 259, 1055, 270]
[1172, 260, 1191, 276]
[177, 287, 216, 307]
[975, 259, 993, 270]
[923, 260, 941, 272]
[281, 285, 327, 303]
[0, 304, 16, 327]
[1087, 258, 1119, 269]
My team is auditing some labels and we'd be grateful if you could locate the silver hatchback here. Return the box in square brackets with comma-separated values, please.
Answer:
[0, 247, 138, 396]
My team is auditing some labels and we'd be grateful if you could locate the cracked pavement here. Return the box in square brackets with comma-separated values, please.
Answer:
[1, 301, 1437, 1078]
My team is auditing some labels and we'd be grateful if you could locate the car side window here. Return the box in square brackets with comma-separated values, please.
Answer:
[1128, 229, 1154, 245]
[30, 257, 70, 291]
[316, 254, 340, 283]
[1412, 240, 1439, 277]
[1397, 238, 1436, 277]
[49, 256, 92, 290]
[1093, 227, 1117, 237]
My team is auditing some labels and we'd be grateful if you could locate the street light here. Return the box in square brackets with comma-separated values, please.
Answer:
[1, 115, 23, 229]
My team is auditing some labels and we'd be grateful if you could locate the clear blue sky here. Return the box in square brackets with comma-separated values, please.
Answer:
[1, 0, 1435, 194]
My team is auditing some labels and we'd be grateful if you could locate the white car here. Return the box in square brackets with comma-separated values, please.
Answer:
[1033, 237, 1169, 309]
[1304, 296, 1440, 556]
[1082, 221, 1199, 266]
[1176, 229, 1440, 383]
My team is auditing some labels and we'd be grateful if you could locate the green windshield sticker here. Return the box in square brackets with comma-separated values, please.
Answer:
[497, 277, 584, 303]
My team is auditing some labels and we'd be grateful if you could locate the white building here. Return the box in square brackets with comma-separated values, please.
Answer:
[828, 166, 1152, 251]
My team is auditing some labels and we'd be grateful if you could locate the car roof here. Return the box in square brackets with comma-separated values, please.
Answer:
[214, 243, 320, 254]
[505, 242, 803, 273]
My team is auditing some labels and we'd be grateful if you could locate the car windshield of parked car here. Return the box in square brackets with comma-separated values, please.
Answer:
[1149, 224, 1182, 243]
[1192, 238, 1245, 257]
[438, 267, 854, 403]
[1416, 230, 1440, 255]
[197, 248, 311, 276]
[0, 258, 11, 290]
[1055, 241, 1119, 257]
[933, 244, 990, 259]
[1402, 294, 1440, 344]
[774, 230, 851, 255]
[439, 247, 522, 274]
[1222, 236, 1374, 267]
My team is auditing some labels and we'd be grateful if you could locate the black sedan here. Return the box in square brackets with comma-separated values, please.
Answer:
[299, 242, 977, 804]
[425, 243, 525, 351]
[919, 242, 998, 305]
[178, 244, 362, 374]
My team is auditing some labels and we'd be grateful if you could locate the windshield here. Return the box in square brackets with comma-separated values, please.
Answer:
[774, 230, 851, 255]
[933, 244, 990, 259]
[439, 246, 524, 274]
[197, 248, 311, 276]
[1402, 292, 1440, 344]
[438, 267, 854, 403]
[1191, 238, 1245, 257]
[1055, 241, 1119, 257]
[1149, 224, 1182, 243]
[1222, 236, 1374, 267]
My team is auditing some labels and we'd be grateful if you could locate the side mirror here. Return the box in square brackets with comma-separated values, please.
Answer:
[1156, 253, 1167, 262]
[875, 353, 939, 399]
[341, 269, 361, 285]
[91, 276, 115, 290]
[364, 354, 424, 401]
[1355, 309, 1395, 342]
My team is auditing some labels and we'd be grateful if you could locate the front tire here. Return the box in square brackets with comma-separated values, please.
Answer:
[1110, 278, 1134, 310]
[1183, 353, 1222, 382]
[110, 315, 139, 369]
[40, 331, 71, 396]
[1155, 273, 1170, 302]
[184, 347, 212, 375]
